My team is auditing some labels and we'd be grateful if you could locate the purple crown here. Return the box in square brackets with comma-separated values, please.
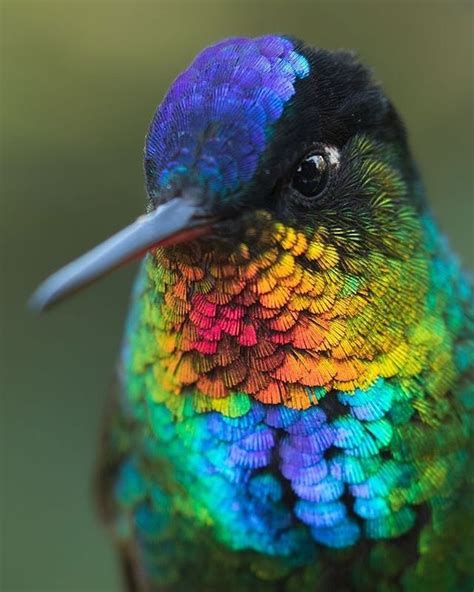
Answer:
[145, 35, 310, 198]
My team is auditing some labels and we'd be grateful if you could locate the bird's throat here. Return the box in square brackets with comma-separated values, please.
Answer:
[123, 213, 439, 418]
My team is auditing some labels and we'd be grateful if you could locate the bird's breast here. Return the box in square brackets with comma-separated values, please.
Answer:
[114, 213, 471, 576]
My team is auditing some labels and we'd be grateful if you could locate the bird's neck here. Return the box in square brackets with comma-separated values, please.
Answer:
[122, 212, 460, 418]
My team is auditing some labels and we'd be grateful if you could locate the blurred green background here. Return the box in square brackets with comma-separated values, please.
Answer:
[1, 1, 472, 590]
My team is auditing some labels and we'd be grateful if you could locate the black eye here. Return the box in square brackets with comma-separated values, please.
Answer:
[291, 153, 329, 197]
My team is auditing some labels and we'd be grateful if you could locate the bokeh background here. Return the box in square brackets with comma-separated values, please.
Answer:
[1, 1, 473, 590]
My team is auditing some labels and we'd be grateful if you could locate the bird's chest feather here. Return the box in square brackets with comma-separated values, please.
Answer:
[115, 380, 418, 558]
[114, 220, 471, 587]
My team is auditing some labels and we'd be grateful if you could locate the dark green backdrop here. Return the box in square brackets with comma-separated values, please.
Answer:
[1, 1, 472, 590]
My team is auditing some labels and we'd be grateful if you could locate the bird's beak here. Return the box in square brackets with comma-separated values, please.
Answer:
[29, 194, 212, 311]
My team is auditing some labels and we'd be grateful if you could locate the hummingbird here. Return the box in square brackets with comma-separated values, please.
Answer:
[31, 35, 473, 592]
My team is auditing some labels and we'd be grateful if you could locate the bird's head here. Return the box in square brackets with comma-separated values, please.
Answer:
[31, 35, 428, 322]
[145, 34, 419, 228]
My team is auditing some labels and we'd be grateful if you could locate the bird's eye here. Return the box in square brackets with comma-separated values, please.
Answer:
[291, 152, 329, 198]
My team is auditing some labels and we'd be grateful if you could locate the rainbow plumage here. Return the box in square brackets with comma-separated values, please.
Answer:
[88, 36, 474, 591]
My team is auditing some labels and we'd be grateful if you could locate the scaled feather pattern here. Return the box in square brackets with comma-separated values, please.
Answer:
[98, 35, 474, 592]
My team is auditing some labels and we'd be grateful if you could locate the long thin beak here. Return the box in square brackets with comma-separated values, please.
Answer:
[29, 196, 212, 311]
